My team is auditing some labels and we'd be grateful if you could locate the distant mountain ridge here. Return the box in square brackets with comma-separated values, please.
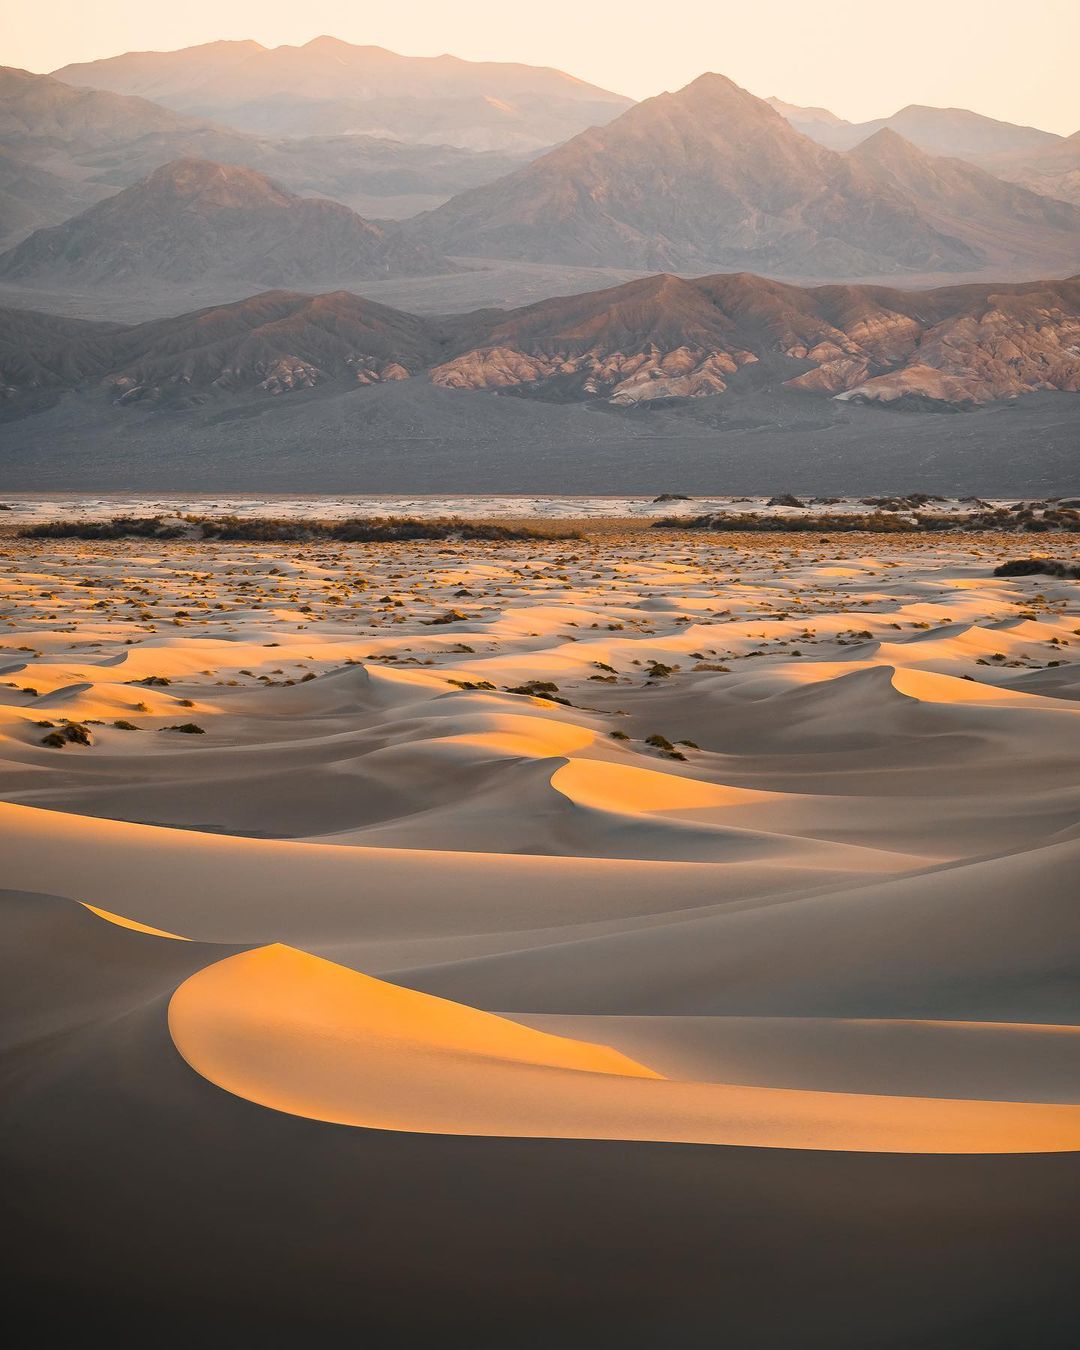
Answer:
[0, 158, 447, 286]
[3, 270, 1078, 412]
[770, 99, 1062, 158]
[0, 65, 529, 243]
[51, 37, 633, 153]
[975, 131, 1080, 208]
[409, 74, 1080, 277]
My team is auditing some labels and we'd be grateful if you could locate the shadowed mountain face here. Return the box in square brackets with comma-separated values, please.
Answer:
[2, 271, 1078, 412]
[0, 290, 449, 405]
[0, 148, 113, 249]
[51, 37, 633, 153]
[0, 158, 447, 286]
[0, 63, 197, 153]
[848, 130, 1080, 264]
[0, 66, 529, 238]
[408, 75, 1080, 277]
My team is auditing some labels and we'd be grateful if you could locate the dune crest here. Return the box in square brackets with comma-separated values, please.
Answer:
[169, 945, 1080, 1154]
[81, 902, 190, 941]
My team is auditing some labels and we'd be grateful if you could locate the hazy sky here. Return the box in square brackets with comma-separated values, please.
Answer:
[6, 0, 1079, 134]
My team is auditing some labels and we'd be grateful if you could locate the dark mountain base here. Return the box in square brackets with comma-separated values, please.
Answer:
[0, 384, 1076, 496]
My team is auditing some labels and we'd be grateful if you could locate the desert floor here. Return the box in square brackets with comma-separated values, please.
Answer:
[2, 525, 1078, 1345]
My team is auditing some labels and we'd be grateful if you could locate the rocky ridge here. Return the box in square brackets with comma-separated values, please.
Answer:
[1, 271, 1078, 412]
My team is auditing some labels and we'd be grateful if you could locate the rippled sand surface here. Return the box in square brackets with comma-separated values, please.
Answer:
[3, 525, 1078, 1342]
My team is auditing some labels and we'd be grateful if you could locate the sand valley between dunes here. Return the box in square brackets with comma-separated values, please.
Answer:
[2, 520, 1079, 1339]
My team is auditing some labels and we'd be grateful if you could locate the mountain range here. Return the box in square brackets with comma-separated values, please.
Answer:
[771, 99, 1080, 208]
[3, 270, 1077, 413]
[770, 99, 1063, 158]
[0, 37, 1075, 494]
[0, 158, 445, 286]
[407, 74, 1080, 277]
[0, 65, 527, 246]
[2, 56, 1076, 288]
[51, 37, 633, 153]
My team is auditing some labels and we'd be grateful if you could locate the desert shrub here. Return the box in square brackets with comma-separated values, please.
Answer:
[41, 721, 92, 747]
[506, 680, 569, 704]
[994, 558, 1080, 578]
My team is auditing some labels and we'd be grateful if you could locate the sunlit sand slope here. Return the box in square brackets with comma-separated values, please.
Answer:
[170, 943, 1080, 1153]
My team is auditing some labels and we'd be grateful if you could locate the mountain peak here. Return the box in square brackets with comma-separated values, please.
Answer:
[411, 68, 1080, 277]
[853, 127, 929, 159]
[673, 71, 773, 112]
[144, 157, 294, 209]
[0, 156, 449, 287]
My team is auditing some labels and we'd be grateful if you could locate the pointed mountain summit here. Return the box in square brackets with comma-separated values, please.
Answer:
[409, 73, 986, 275]
[410, 74, 1080, 277]
[0, 158, 447, 286]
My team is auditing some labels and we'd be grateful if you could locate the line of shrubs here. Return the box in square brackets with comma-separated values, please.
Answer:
[654, 507, 1080, 534]
[22, 515, 583, 543]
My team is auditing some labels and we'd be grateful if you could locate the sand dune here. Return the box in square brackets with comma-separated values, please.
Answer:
[2, 521, 1079, 1335]
[169, 943, 1080, 1153]
[6, 885, 1078, 1346]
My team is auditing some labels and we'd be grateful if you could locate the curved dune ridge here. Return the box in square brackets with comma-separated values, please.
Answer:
[551, 757, 774, 813]
[2, 528, 1079, 1164]
[80, 902, 190, 941]
[168, 944, 1080, 1154]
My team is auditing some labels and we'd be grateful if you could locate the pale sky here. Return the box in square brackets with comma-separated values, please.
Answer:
[5, 0, 1079, 135]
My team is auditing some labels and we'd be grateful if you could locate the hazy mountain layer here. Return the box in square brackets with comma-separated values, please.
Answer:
[51, 37, 632, 153]
[0, 158, 447, 286]
[0, 66, 528, 238]
[771, 99, 1062, 158]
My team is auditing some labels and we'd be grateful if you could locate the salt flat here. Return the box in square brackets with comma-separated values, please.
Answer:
[2, 522, 1078, 1343]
